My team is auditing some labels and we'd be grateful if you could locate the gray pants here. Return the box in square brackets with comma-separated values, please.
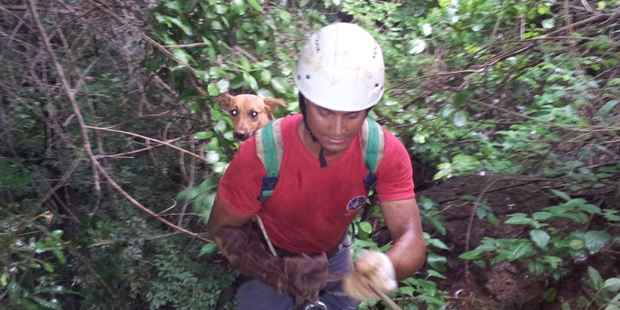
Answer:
[235, 238, 359, 310]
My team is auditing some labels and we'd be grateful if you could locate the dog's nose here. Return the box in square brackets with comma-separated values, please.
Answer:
[234, 132, 249, 141]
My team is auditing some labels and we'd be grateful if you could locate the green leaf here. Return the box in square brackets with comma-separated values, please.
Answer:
[0, 273, 7, 287]
[214, 4, 227, 14]
[31, 296, 61, 310]
[598, 100, 618, 117]
[569, 239, 585, 250]
[243, 72, 258, 90]
[550, 189, 571, 201]
[259, 70, 272, 84]
[428, 216, 447, 235]
[459, 248, 484, 260]
[217, 79, 230, 93]
[194, 131, 212, 140]
[164, 1, 181, 11]
[359, 221, 373, 234]
[542, 18, 555, 29]
[426, 252, 447, 268]
[533, 212, 553, 221]
[589, 266, 604, 289]
[421, 23, 432, 36]
[399, 286, 416, 296]
[247, 0, 263, 12]
[506, 241, 535, 261]
[543, 256, 562, 269]
[231, 0, 246, 14]
[271, 77, 288, 94]
[605, 293, 620, 310]
[452, 154, 480, 172]
[604, 278, 620, 293]
[199, 243, 218, 257]
[207, 83, 220, 96]
[409, 38, 427, 54]
[205, 151, 220, 164]
[426, 269, 447, 279]
[42, 262, 54, 273]
[172, 49, 193, 64]
[530, 229, 550, 249]
[427, 238, 449, 250]
[584, 230, 611, 254]
[528, 260, 545, 275]
[505, 213, 539, 228]
[453, 111, 468, 127]
[170, 17, 192, 35]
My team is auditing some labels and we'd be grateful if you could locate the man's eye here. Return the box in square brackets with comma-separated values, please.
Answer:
[346, 112, 361, 119]
[230, 109, 238, 117]
[318, 108, 331, 116]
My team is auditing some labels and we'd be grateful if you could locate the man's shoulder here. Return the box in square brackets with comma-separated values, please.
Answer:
[378, 126, 410, 165]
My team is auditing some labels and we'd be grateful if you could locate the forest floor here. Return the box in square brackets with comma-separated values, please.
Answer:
[417, 175, 620, 310]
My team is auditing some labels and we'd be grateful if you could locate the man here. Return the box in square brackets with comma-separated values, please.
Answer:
[207, 23, 426, 309]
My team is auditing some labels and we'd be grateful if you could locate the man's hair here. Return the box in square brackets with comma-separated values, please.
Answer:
[298, 92, 372, 117]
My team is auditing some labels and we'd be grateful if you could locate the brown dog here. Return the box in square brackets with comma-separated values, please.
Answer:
[216, 93, 287, 141]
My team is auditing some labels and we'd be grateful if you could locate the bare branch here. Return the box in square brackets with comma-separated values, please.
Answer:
[85, 125, 206, 162]
[27, 0, 210, 244]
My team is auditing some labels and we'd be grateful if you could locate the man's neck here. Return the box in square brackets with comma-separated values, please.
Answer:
[297, 121, 341, 159]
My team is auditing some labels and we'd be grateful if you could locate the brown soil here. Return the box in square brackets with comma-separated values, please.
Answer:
[415, 175, 620, 310]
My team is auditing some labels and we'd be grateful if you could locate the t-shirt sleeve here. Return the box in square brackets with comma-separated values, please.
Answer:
[216, 138, 265, 216]
[375, 129, 415, 202]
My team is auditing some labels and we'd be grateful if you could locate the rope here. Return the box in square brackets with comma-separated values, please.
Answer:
[255, 215, 278, 257]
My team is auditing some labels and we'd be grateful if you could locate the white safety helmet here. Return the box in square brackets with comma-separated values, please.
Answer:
[295, 23, 385, 112]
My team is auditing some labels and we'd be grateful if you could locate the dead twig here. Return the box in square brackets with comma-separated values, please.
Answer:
[28, 0, 211, 244]
[463, 177, 500, 281]
[94, 136, 184, 159]
[27, 0, 101, 197]
[85, 125, 205, 163]
[39, 159, 81, 207]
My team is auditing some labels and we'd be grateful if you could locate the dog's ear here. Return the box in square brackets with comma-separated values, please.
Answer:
[215, 93, 235, 111]
[263, 97, 287, 112]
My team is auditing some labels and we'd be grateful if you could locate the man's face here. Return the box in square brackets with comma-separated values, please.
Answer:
[304, 100, 367, 155]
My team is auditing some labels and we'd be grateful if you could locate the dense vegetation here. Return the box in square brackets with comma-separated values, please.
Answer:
[1, 0, 619, 309]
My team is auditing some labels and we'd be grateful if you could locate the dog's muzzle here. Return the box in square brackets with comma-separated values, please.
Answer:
[234, 132, 250, 141]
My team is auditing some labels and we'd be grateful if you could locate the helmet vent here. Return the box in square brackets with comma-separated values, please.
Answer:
[306, 74, 311, 79]
[375, 83, 380, 88]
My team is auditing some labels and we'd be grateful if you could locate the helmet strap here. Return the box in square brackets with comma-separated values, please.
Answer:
[299, 93, 328, 168]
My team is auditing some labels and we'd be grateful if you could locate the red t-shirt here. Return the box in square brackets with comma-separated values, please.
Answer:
[217, 114, 414, 254]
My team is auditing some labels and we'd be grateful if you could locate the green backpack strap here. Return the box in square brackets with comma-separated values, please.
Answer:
[255, 117, 383, 201]
[361, 117, 385, 191]
[256, 118, 284, 202]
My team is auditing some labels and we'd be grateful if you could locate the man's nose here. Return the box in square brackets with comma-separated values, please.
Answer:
[333, 116, 345, 135]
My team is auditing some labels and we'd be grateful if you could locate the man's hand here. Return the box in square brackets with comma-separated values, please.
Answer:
[343, 250, 397, 301]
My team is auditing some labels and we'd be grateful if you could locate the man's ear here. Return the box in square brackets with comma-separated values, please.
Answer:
[263, 97, 287, 112]
[215, 93, 235, 111]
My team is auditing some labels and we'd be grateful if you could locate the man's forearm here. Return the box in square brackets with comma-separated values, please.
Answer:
[387, 231, 427, 280]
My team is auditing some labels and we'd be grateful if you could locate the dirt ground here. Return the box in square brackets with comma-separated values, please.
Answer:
[416, 175, 620, 310]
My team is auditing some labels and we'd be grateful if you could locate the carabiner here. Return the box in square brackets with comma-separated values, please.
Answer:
[303, 300, 327, 310]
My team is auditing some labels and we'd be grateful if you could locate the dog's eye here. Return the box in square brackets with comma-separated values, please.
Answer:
[230, 109, 238, 117]
[250, 111, 258, 119]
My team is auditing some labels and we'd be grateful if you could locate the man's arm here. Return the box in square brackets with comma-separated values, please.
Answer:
[381, 198, 426, 280]
[206, 195, 255, 239]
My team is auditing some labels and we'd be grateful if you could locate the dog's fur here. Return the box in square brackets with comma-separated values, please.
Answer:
[217, 93, 287, 141]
